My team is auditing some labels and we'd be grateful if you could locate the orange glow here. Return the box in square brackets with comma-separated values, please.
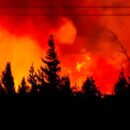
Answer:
[0, 0, 129, 94]
[76, 62, 84, 72]
[55, 18, 77, 44]
[0, 27, 43, 91]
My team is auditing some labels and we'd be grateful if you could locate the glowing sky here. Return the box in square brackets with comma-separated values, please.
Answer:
[0, 0, 130, 94]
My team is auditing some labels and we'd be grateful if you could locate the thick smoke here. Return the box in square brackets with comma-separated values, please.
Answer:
[0, 0, 129, 93]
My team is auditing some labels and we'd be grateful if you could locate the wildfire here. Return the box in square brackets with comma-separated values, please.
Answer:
[0, 27, 43, 91]
[55, 18, 77, 44]
[76, 62, 84, 72]
[0, 0, 129, 94]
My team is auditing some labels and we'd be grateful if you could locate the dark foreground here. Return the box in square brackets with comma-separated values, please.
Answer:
[0, 95, 129, 129]
[1, 95, 130, 110]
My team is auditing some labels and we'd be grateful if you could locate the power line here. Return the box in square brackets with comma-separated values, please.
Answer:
[0, 5, 130, 8]
[0, 5, 129, 16]
[0, 13, 130, 16]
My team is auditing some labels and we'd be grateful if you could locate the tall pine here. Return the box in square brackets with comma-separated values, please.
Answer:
[40, 35, 61, 96]
[18, 77, 28, 96]
[28, 64, 39, 95]
[114, 68, 128, 96]
[1, 62, 15, 95]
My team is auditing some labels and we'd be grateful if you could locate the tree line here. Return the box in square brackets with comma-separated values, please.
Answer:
[0, 35, 129, 100]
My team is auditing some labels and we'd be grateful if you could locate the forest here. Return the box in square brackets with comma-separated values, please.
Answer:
[0, 35, 130, 107]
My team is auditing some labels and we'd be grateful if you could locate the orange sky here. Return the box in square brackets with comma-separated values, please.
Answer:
[0, 0, 130, 94]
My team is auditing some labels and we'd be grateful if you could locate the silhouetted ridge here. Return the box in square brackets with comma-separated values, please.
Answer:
[0, 35, 129, 108]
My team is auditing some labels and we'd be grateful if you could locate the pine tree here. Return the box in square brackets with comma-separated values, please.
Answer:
[0, 81, 6, 96]
[40, 35, 61, 96]
[114, 68, 128, 96]
[59, 76, 72, 97]
[82, 76, 101, 98]
[36, 69, 46, 96]
[18, 77, 28, 96]
[1, 62, 15, 95]
[28, 64, 39, 95]
[126, 76, 130, 96]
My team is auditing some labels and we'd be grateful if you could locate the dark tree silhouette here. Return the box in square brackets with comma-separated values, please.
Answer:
[82, 76, 101, 98]
[40, 35, 61, 96]
[1, 62, 15, 95]
[74, 91, 83, 100]
[114, 68, 128, 96]
[28, 64, 39, 95]
[59, 76, 72, 97]
[0, 81, 6, 96]
[18, 77, 28, 96]
[126, 76, 130, 96]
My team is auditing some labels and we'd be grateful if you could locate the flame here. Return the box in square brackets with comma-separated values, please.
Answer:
[0, 27, 43, 91]
[76, 55, 91, 72]
[76, 62, 84, 72]
[55, 18, 77, 44]
[0, 0, 129, 94]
